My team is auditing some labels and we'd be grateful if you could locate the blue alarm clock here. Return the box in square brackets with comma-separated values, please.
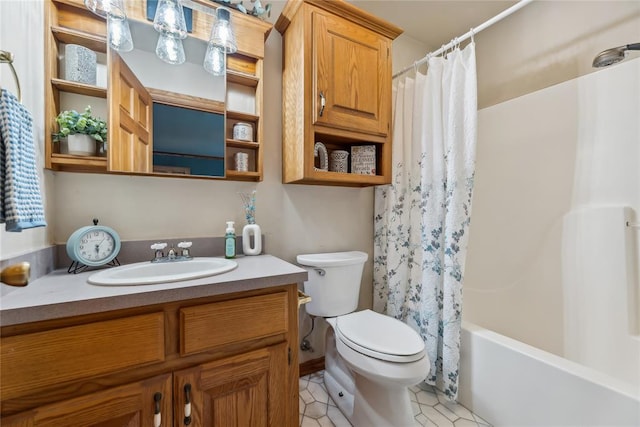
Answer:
[66, 219, 121, 267]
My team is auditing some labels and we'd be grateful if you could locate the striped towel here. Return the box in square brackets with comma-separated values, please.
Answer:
[0, 88, 47, 232]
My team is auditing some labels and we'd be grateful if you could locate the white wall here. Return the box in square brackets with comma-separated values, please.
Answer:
[464, 58, 640, 385]
[475, 0, 640, 108]
[0, 0, 54, 258]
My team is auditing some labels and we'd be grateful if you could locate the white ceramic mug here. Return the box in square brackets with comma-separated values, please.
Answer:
[329, 150, 349, 173]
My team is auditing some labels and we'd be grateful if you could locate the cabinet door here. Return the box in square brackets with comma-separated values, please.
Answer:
[108, 51, 153, 173]
[1, 374, 172, 427]
[313, 10, 391, 137]
[174, 343, 290, 427]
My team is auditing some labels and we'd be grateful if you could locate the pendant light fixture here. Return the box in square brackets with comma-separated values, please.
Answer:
[107, 14, 134, 52]
[203, 44, 226, 76]
[207, 7, 237, 54]
[153, 0, 188, 65]
[202, 6, 236, 75]
[84, 0, 134, 52]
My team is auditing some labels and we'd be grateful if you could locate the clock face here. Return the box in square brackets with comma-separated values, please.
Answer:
[77, 229, 116, 263]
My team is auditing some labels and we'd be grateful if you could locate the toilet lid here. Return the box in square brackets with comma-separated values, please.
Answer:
[335, 310, 425, 363]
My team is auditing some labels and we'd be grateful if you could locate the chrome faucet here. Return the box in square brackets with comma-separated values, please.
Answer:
[150, 241, 193, 263]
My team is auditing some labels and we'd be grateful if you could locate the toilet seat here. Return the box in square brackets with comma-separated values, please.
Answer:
[335, 310, 425, 363]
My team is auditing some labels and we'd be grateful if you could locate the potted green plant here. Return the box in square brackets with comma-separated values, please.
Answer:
[53, 106, 107, 156]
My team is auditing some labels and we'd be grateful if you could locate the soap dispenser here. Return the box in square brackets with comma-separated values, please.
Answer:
[225, 221, 236, 259]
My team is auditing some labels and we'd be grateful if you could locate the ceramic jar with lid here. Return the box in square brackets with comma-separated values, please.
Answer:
[233, 122, 253, 142]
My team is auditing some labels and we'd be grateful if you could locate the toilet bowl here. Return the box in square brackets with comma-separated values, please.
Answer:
[297, 251, 430, 427]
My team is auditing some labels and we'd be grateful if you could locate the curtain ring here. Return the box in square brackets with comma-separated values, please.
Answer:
[470, 28, 475, 44]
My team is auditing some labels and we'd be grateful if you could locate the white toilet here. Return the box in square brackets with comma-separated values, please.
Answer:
[297, 251, 429, 427]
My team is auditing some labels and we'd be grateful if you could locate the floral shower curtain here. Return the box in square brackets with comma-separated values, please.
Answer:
[373, 43, 477, 400]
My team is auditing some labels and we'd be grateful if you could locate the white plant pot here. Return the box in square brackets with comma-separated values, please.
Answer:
[63, 134, 96, 156]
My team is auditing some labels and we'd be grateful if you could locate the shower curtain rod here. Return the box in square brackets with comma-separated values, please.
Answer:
[393, 0, 534, 79]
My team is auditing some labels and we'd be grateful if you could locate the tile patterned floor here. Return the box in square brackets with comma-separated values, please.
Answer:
[299, 371, 492, 427]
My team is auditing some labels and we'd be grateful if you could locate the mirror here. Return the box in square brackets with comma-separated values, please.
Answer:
[113, 18, 226, 178]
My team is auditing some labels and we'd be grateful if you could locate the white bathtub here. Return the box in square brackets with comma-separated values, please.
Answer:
[458, 322, 640, 426]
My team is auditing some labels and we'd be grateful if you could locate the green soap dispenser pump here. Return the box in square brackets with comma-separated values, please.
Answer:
[225, 221, 236, 259]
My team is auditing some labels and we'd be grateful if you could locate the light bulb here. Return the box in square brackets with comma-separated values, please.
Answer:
[204, 44, 226, 76]
[108, 15, 134, 52]
[153, 0, 188, 39]
[208, 7, 237, 54]
[84, 0, 125, 19]
[155, 33, 186, 65]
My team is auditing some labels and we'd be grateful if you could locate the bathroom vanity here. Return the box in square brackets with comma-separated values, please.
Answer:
[0, 255, 306, 426]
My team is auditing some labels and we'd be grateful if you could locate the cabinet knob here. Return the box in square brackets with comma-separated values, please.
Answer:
[183, 383, 192, 425]
[319, 91, 326, 117]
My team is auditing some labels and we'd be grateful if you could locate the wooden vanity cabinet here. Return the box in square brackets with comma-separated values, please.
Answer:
[276, 0, 402, 186]
[0, 285, 299, 427]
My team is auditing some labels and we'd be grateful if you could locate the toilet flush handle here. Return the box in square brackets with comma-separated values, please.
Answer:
[314, 268, 326, 276]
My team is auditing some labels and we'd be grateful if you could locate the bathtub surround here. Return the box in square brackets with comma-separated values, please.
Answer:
[562, 206, 639, 384]
[465, 57, 640, 391]
[458, 322, 640, 426]
[374, 43, 478, 400]
[462, 55, 640, 423]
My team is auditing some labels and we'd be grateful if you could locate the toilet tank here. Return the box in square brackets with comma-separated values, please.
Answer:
[296, 251, 368, 317]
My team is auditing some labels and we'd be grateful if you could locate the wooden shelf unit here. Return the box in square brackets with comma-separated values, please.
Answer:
[276, 0, 402, 187]
[45, 0, 272, 181]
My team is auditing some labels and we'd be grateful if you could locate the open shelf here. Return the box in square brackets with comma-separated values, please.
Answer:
[226, 70, 259, 88]
[226, 170, 261, 181]
[51, 153, 107, 169]
[226, 110, 259, 122]
[51, 26, 107, 53]
[51, 78, 107, 98]
[226, 139, 260, 149]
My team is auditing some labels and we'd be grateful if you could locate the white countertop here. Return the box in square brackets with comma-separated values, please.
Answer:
[0, 255, 308, 327]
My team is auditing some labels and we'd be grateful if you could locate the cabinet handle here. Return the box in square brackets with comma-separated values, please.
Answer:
[153, 392, 162, 427]
[183, 383, 192, 426]
[319, 91, 326, 117]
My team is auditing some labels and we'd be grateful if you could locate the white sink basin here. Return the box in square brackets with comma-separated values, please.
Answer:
[88, 257, 237, 286]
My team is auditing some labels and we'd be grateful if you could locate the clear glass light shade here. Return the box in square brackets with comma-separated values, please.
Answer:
[204, 44, 226, 76]
[153, 0, 188, 39]
[208, 7, 237, 54]
[156, 33, 186, 65]
[84, 0, 125, 19]
[107, 15, 134, 52]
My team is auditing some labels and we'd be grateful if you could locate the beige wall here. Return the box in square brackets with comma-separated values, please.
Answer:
[0, 1, 54, 258]
[475, 0, 640, 108]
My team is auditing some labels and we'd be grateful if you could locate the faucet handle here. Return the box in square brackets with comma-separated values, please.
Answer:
[178, 241, 192, 258]
[151, 243, 167, 251]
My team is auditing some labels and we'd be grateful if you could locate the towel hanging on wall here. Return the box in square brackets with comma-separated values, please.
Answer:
[0, 88, 47, 232]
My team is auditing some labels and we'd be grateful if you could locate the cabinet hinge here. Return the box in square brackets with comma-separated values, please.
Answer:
[288, 347, 292, 365]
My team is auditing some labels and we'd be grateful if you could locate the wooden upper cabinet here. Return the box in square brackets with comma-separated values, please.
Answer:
[276, 0, 402, 186]
[313, 11, 391, 137]
[108, 51, 152, 173]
